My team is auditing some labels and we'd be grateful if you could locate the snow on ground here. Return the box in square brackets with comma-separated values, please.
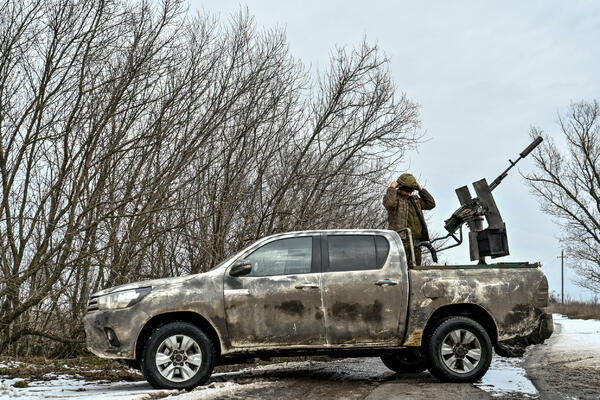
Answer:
[552, 314, 600, 353]
[0, 373, 270, 400]
[163, 381, 273, 400]
[0, 375, 177, 400]
[0, 360, 24, 369]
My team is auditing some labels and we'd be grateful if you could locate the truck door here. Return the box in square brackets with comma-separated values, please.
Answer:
[223, 235, 326, 348]
[321, 233, 406, 345]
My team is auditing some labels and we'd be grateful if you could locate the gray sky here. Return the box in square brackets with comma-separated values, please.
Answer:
[191, 0, 600, 300]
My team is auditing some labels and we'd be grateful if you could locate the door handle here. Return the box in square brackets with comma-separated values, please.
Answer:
[295, 283, 319, 290]
[375, 279, 399, 287]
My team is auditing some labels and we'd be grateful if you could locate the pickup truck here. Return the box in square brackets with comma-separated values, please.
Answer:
[84, 229, 553, 390]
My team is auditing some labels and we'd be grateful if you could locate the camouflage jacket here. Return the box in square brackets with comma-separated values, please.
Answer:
[382, 187, 436, 240]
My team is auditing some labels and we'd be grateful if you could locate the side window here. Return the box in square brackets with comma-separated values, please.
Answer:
[327, 235, 389, 272]
[375, 235, 390, 267]
[246, 237, 313, 277]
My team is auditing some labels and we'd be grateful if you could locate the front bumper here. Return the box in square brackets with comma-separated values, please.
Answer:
[495, 313, 553, 357]
[84, 308, 149, 360]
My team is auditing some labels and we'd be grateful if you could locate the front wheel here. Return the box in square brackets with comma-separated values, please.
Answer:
[424, 316, 492, 383]
[141, 321, 215, 390]
[380, 348, 427, 373]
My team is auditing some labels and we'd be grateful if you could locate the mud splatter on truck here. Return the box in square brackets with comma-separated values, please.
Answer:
[84, 229, 552, 390]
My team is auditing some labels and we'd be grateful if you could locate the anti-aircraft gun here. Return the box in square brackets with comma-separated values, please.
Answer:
[426, 136, 543, 264]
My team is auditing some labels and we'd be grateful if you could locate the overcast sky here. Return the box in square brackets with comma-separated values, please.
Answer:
[191, 0, 600, 300]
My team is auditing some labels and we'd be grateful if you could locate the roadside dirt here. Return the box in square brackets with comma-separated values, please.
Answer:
[0, 357, 143, 383]
[525, 319, 600, 400]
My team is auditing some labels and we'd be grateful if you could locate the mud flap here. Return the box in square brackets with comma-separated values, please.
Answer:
[495, 313, 554, 358]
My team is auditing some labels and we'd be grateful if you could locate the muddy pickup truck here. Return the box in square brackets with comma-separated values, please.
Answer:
[84, 229, 553, 390]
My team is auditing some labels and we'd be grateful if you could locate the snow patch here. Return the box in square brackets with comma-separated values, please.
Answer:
[0, 377, 176, 400]
[212, 359, 316, 377]
[165, 381, 273, 400]
[0, 360, 23, 369]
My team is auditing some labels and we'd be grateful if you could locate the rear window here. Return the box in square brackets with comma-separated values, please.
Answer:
[327, 235, 389, 272]
[375, 235, 390, 267]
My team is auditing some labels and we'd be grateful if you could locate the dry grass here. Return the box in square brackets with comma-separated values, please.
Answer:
[549, 298, 600, 320]
[0, 355, 330, 384]
[0, 356, 144, 383]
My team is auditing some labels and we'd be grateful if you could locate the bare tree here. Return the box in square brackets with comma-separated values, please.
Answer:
[0, 0, 420, 356]
[525, 100, 600, 294]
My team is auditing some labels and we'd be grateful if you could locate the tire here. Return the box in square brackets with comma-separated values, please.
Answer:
[380, 348, 427, 373]
[140, 321, 215, 390]
[424, 316, 492, 383]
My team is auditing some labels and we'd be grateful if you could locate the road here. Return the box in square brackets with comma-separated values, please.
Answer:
[170, 353, 534, 399]
[196, 357, 494, 400]
[524, 314, 600, 400]
[151, 314, 600, 400]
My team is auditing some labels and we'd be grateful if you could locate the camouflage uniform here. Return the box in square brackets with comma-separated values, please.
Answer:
[383, 174, 436, 265]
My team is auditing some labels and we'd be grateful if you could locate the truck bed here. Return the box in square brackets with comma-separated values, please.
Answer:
[403, 262, 550, 352]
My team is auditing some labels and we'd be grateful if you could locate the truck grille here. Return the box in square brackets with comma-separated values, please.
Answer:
[87, 297, 99, 312]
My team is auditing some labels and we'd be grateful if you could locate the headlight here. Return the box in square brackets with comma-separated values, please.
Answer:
[97, 287, 151, 310]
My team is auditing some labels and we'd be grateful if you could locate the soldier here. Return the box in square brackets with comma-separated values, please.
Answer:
[383, 173, 436, 265]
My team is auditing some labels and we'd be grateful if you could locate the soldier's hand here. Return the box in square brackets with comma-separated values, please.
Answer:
[390, 181, 398, 188]
[417, 184, 422, 191]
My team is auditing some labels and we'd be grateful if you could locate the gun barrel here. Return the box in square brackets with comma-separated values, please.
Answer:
[489, 136, 543, 191]
[519, 136, 544, 158]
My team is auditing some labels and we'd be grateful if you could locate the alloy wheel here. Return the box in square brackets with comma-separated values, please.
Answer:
[440, 328, 482, 373]
[155, 334, 203, 382]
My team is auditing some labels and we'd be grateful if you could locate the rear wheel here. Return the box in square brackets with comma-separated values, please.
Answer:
[141, 322, 215, 390]
[380, 348, 427, 373]
[424, 316, 492, 382]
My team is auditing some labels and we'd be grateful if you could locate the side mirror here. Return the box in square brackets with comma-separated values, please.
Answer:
[229, 259, 252, 277]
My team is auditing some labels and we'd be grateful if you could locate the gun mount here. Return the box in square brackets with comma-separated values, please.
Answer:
[435, 137, 543, 264]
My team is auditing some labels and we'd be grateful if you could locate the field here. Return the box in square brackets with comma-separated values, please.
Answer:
[548, 296, 600, 320]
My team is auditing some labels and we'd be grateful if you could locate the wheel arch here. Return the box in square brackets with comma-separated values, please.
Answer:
[135, 311, 223, 362]
[423, 303, 498, 346]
